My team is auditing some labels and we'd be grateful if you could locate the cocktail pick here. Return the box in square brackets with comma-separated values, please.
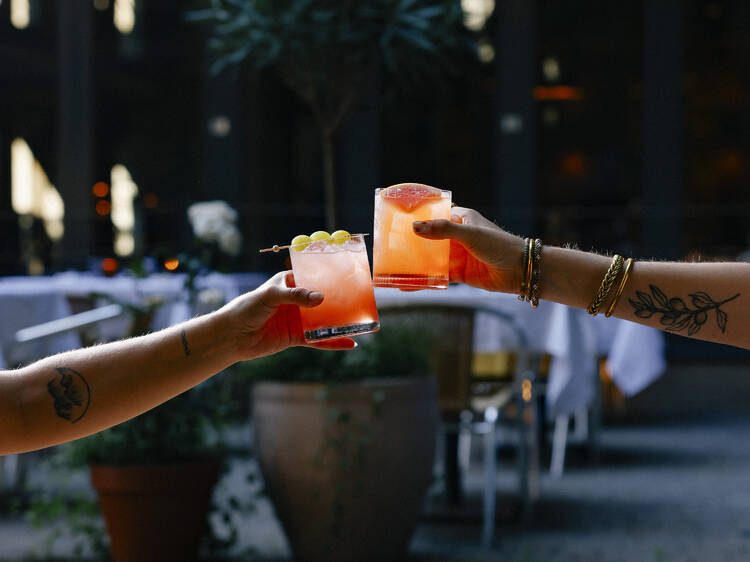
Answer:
[259, 233, 370, 253]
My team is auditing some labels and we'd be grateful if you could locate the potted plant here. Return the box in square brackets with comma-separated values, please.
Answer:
[237, 323, 438, 562]
[188, 0, 473, 230]
[26, 373, 247, 562]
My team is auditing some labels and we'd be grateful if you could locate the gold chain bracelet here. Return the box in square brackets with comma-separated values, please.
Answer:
[605, 258, 634, 317]
[587, 254, 624, 316]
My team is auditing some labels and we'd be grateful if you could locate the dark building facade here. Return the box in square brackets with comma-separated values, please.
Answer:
[0, 0, 748, 275]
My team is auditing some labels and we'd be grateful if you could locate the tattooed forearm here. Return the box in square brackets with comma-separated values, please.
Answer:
[629, 284, 740, 335]
[47, 367, 91, 423]
[181, 329, 191, 356]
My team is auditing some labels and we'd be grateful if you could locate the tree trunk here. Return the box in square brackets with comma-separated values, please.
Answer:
[321, 130, 337, 232]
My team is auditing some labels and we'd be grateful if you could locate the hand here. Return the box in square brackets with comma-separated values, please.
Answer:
[412, 206, 525, 294]
[217, 271, 355, 361]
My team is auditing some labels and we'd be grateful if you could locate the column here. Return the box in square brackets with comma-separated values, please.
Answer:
[0, 132, 21, 274]
[57, 0, 94, 268]
[492, 0, 537, 234]
[642, 0, 683, 259]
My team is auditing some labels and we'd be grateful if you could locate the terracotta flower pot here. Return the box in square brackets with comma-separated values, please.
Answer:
[252, 377, 437, 562]
[90, 460, 220, 562]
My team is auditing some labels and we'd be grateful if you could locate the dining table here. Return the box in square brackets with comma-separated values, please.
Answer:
[374, 284, 666, 419]
[0, 272, 267, 368]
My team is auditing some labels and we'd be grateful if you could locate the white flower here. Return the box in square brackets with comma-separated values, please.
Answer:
[187, 200, 239, 243]
[217, 224, 242, 256]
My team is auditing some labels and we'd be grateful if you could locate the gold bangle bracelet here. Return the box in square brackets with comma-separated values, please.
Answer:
[524, 238, 534, 301]
[518, 237, 533, 301]
[529, 238, 542, 308]
[587, 254, 624, 316]
[605, 258, 634, 317]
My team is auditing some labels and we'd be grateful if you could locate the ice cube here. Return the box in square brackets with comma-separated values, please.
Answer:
[305, 240, 328, 253]
[342, 238, 363, 252]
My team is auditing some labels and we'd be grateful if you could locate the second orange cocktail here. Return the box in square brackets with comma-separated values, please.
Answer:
[373, 183, 451, 290]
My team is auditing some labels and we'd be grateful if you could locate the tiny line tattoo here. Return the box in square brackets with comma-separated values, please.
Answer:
[629, 284, 740, 336]
[181, 329, 191, 356]
[47, 367, 91, 423]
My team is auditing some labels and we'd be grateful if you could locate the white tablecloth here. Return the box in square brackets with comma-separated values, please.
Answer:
[374, 285, 666, 418]
[0, 272, 268, 369]
[0, 285, 80, 369]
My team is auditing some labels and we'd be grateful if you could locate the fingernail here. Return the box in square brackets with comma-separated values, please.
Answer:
[413, 221, 431, 233]
[309, 291, 324, 302]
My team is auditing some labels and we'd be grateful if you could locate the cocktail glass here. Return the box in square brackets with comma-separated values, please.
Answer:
[289, 234, 380, 342]
[373, 183, 452, 289]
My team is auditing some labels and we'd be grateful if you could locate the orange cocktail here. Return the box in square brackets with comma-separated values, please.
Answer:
[373, 183, 451, 289]
[289, 233, 379, 342]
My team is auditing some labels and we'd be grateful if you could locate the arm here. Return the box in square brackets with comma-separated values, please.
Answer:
[0, 272, 353, 455]
[414, 208, 750, 350]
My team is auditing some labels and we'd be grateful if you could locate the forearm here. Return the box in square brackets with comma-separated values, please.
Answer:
[541, 246, 750, 349]
[1, 310, 240, 455]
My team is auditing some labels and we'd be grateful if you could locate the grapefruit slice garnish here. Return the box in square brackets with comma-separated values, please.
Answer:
[381, 183, 443, 212]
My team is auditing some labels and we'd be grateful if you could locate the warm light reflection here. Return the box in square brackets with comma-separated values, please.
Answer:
[461, 0, 494, 31]
[11, 138, 34, 215]
[115, 233, 135, 256]
[164, 258, 180, 271]
[94, 0, 110, 10]
[208, 115, 232, 137]
[522, 380, 532, 402]
[111, 164, 139, 256]
[561, 151, 588, 178]
[717, 150, 743, 177]
[143, 192, 159, 208]
[533, 86, 583, 101]
[477, 39, 495, 63]
[114, 0, 135, 34]
[10, 0, 30, 29]
[542, 57, 561, 82]
[93, 181, 109, 198]
[96, 200, 111, 215]
[101, 257, 119, 274]
[11, 138, 65, 240]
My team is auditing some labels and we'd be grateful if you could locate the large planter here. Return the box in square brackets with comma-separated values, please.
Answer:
[90, 461, 220, 562]
[252, 377, 437, 562]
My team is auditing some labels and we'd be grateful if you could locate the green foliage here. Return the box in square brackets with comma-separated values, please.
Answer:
[190, 0, 471, 75]
[189, 0, 474, 128]
[27, 374, 249, 559]
[234, 322, 434, 383]
[27, 491, 108, 560]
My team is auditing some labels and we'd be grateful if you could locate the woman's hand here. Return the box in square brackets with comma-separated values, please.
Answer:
[413, 206, 525, 294]
[217, 271, 355, 361]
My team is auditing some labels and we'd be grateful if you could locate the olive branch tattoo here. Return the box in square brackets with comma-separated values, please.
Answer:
[629, 284, 740, 336]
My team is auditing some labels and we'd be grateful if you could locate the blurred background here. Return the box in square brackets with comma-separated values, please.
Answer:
[3, 1, 749, 274]
[2, 1, 750, 561]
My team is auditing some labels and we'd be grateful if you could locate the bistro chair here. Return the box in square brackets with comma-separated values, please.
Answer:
[378, 304, 543, 547]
